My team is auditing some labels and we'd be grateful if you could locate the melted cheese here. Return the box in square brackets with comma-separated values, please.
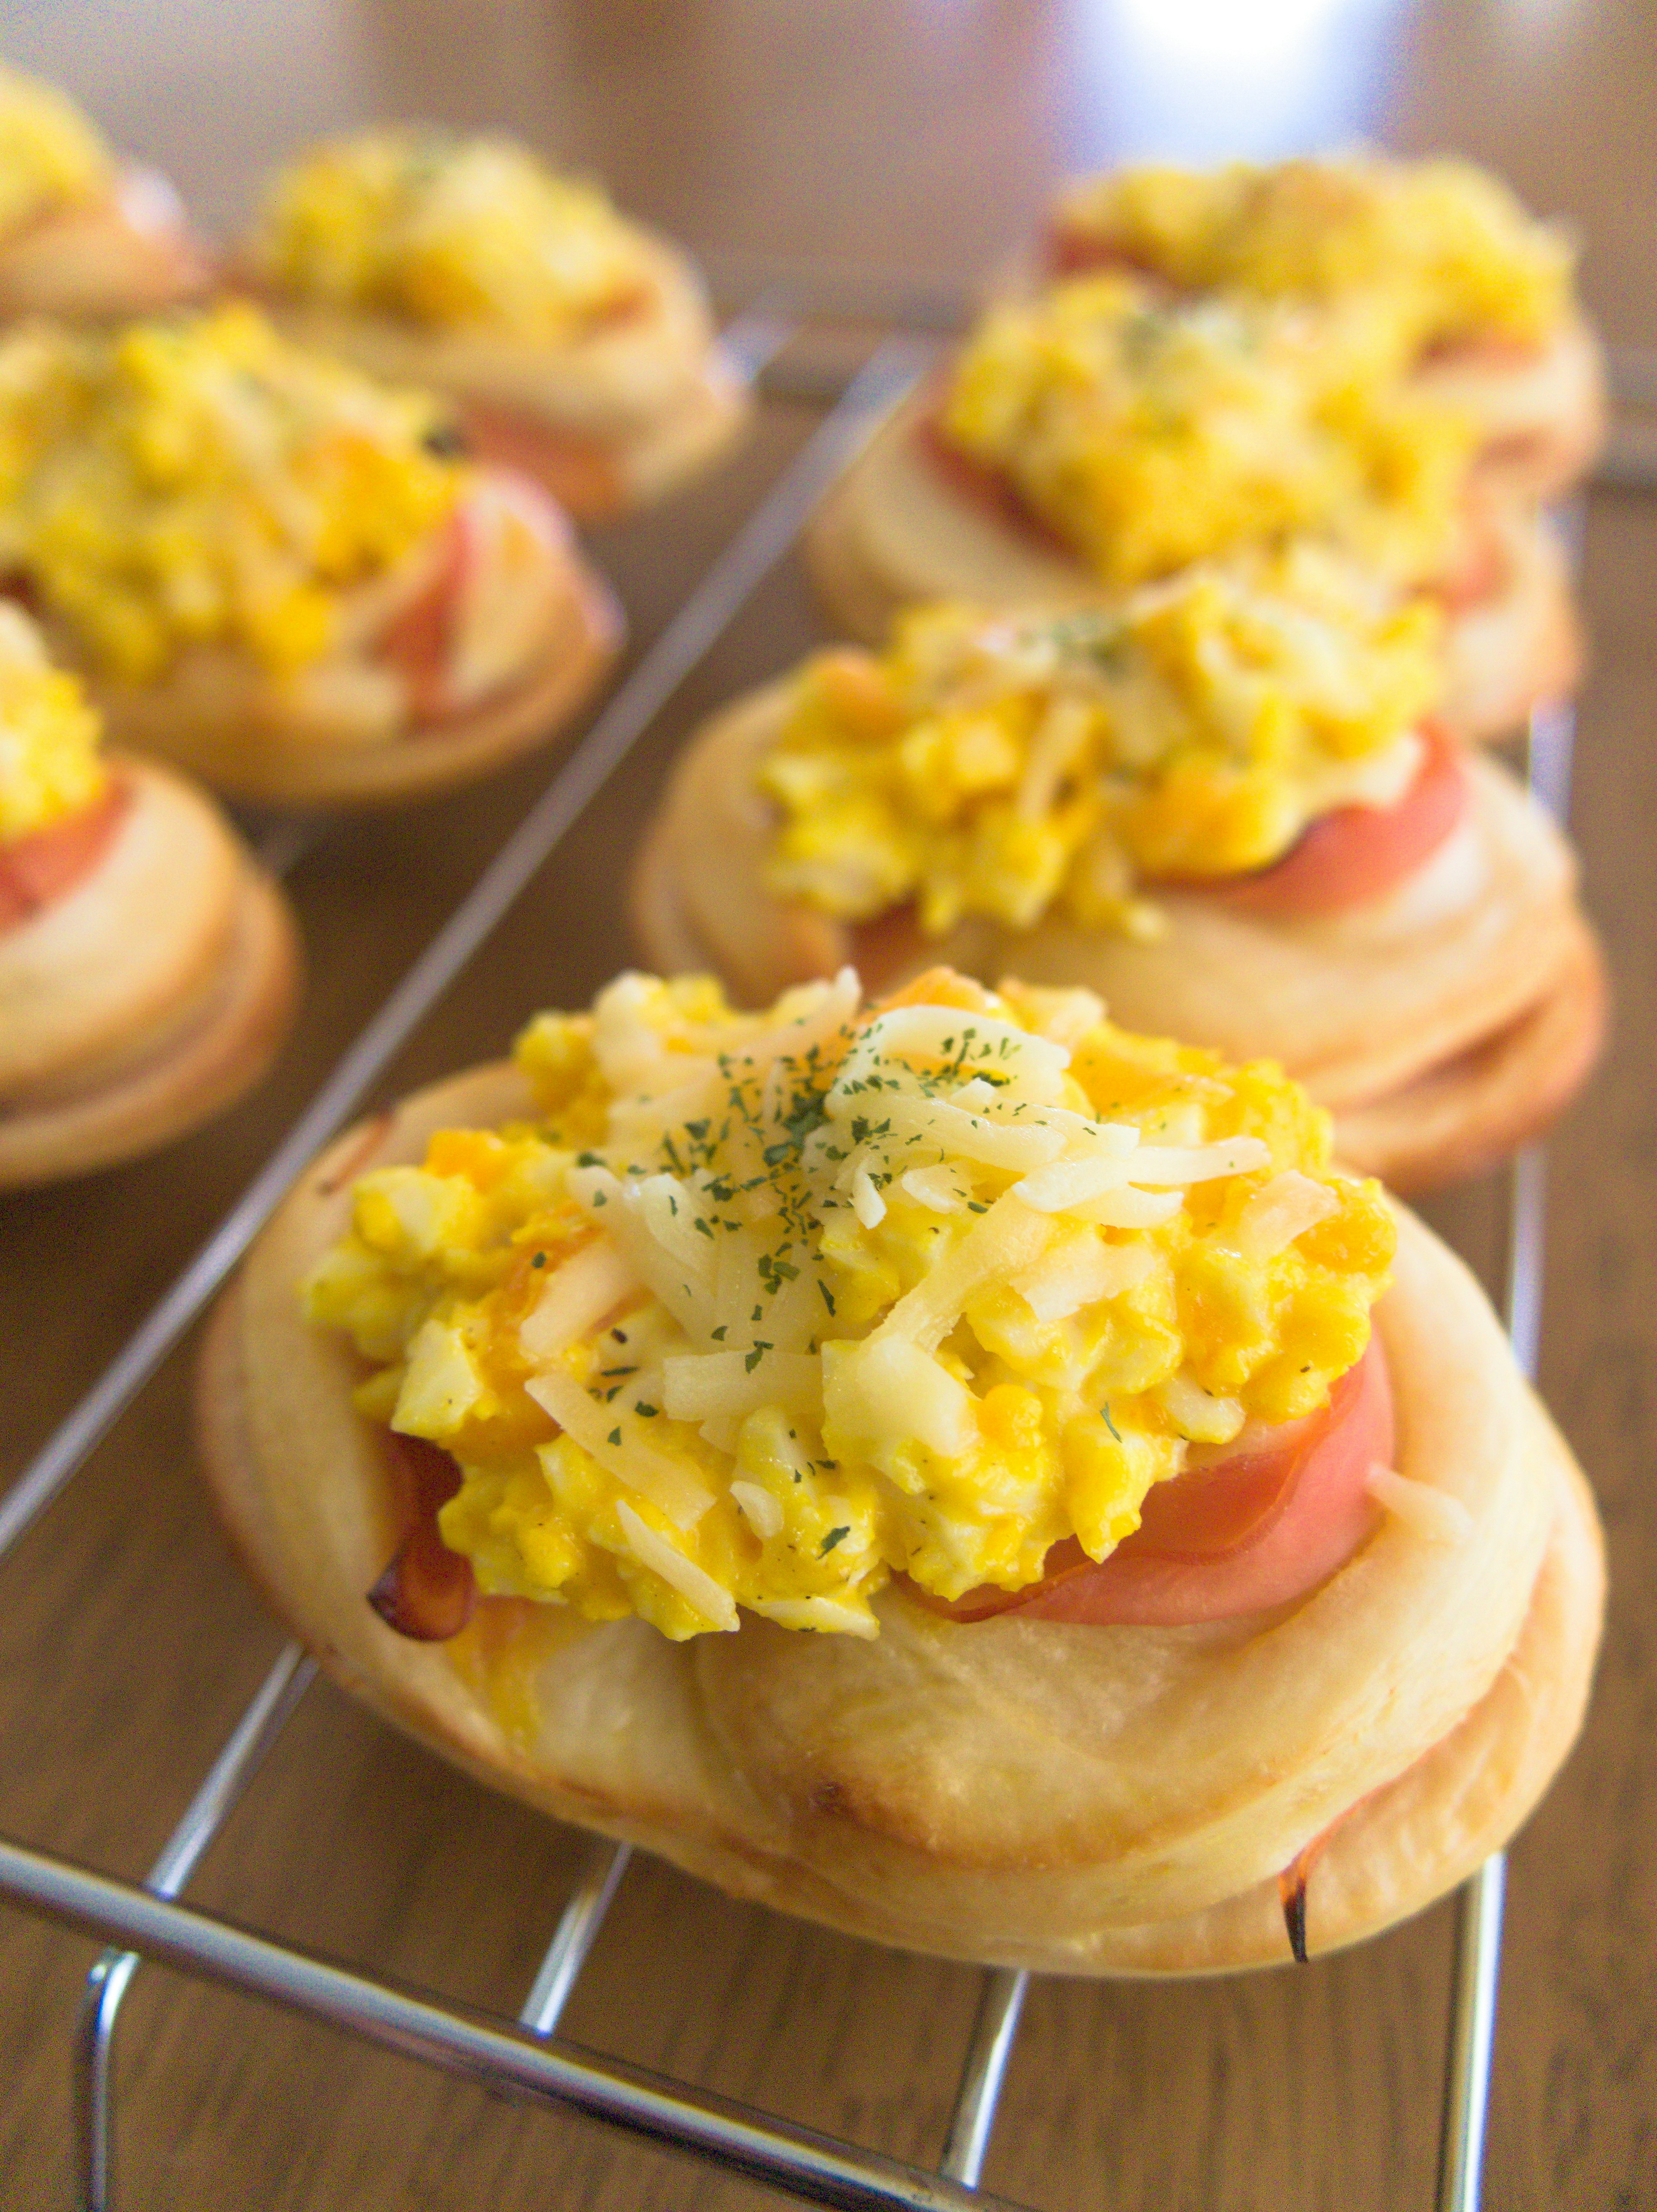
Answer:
[0, 602, 106, 842]
[758, 554, 1440, 934]
[250, 128, 654, 342]
[940, 272, 1476, 589]
[306, 969, 1393, 1642]
[0, 304, 464, 683]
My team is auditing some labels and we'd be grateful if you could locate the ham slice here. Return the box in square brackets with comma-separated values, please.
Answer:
[0, 779, 129, 935]
[368, 1432, 476, 1641]
[1160, 722, 1468, 922]
[919, 1335, 1392, 1628]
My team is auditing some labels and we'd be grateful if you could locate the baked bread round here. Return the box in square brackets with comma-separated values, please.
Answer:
[804, 392, 1581, 745]
[262, 236, 750, 523]
[0, 755, 300, 1186]
[630, 684, 1606, 1192]
[1416, 315, 1606, 507]
[197, 1063, 1603, 1974]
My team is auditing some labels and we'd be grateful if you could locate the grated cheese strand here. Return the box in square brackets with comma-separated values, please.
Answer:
[526, 1366, 715, 1531]
[519, 1237, 638, 1362]
[615, 1501, 739, 1632]
[1366, 1463, 1474, 1545]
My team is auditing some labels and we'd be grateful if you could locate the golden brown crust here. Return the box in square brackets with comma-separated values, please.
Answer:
[195, 1070, 1602, 1974]
[86, 548, 621, 809]
[1335, 913, 1607, 1191]
[629, 682, 1605, 1189]
[803, 393, 1581, 742]
[0, 762, 300, 1186]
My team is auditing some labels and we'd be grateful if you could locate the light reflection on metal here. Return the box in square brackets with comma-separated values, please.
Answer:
[1434, 676, 1575, 2212]
[74, 1644, 317, 2211]
[939, 1968, 1029, 2187]
[519, 1842, 632, 2040]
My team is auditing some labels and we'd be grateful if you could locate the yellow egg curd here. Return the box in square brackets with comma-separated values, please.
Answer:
[0, 65, 113, 246]
[757, 556, 1441, 938]
[1054, 155, 1575, 363]
[939, 273, 1477, 590]
[0, 601, 106, 843]
[305, 969, 1393, 1642]
[0, 302, 465, 684]
[250, 128, 655, 343]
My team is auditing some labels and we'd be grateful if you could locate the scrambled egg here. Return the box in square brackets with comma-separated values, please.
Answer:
[0, 66, 112, 245]
[0, 601, 105, 843]
[0, 303, 464, 683]
[1055, 155, 1575, 362]
[305, 969, 1393, 1642]
[940, 273, 1476, 589]
[250, 128, 654, 342]
[758, 556, 1440, 937]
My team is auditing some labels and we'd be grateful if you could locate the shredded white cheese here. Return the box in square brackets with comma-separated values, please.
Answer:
[662, 1348, 821, 1421]
[615, 1501, 739, 1631]
[519, 1237, 637, 1361]
[729, 1480, 784, 1541]
[526, 1366, 714, 1530]
[1366, 1463, 1474, 1545]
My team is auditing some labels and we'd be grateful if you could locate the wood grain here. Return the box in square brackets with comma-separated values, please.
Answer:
[0, 5, 1653, 2207]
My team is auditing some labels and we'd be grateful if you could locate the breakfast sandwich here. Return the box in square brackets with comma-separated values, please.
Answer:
[198, 967, 1602, 1971]
[0, 303, 621, 805]
[243, 127, 750, 521]
[633, 566, 1603, 1189]
[0, 602, 298, 1185]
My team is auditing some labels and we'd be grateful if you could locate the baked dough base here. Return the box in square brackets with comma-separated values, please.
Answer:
[197, 1065, 1602, 1976]
[83, 551, 621, 808]
[803, 393, 1581, 743]
[629, 684, 1605, 1191]
[0, 758, 300, 1186]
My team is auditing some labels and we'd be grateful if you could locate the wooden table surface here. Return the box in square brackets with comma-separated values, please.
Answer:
[1, 4, 1654, 2206]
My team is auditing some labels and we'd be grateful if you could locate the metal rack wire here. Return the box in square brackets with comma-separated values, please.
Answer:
[0, 299, 1583, 2212]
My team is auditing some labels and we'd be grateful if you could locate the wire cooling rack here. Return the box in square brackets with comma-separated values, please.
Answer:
[0, 295, 1587, 2212]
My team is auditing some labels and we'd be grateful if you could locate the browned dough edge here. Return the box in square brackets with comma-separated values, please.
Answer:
[94, 551, 622, 809]
[0, 861, 301, 1186]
